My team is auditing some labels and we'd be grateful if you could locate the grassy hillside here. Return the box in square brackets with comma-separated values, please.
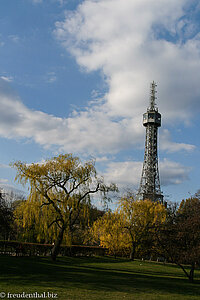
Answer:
[0, 256, 200, 299]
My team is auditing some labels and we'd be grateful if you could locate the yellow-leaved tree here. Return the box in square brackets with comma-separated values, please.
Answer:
[90, 211, 129, 258]
[12, 154, 116, 260]
[90, 197, 166, 259]
[118, 197, 167, 260]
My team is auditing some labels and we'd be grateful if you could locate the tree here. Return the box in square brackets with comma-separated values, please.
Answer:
[90, 197, 166, 260]
[0, 190, 27, 241]
[118, 197, 167, 260]
[0, 189, 13, 240]
[14, 198, 42, 243]
[155, 198, 200, 282]
[90, 210, 129, 258]
[71, 205, 106, 245]
[12, 154, 116, 260]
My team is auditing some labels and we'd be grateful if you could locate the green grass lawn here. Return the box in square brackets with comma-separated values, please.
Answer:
[0, 256, 200, 300]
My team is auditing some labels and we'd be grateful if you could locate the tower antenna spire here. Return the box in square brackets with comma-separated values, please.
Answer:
[149, 81, 157, 110]
[137, 81, 163, 203]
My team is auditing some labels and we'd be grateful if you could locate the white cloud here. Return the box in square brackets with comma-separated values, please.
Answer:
[0, 79, 143, 155]
[0, 182, 26, 196]
[54, 0, 200, 123]
[160, 129, 195, 152]
[103, 161, 142, 188]
[0, 80, 193, 191]
[0, 76, 13, 83]
[103, 158, 191, 189]
[160, 159, 191, 185]
[0, 66, 195, 158]
[1, 1, 196, 157]
[0, 0, 197, 192]
[0, 0, 197, 162]
[95, 156, 110, 163]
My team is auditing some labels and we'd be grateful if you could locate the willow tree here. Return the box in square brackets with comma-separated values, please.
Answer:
[12, 154, 116, 260]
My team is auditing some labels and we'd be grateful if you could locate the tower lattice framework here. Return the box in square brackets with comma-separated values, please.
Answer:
[137, 81, 163, 203]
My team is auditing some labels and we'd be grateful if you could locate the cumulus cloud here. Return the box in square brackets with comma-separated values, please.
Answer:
[160, 159, 191, 185]
[103, 159, 191, 189]
[0, 79, 143, 154]
[0, 1, 196, 157]
[0, 0, 197, 195]
[54, 0, 200, 122]
[160, 129, 195, 152]
[0, 72, 195, 157]
[103, 161, 142, 188]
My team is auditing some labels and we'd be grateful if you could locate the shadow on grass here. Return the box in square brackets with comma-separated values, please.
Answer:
[0, 256, 199, 297]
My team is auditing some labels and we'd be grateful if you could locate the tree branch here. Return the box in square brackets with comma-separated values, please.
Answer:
[48, 218, 63, 229]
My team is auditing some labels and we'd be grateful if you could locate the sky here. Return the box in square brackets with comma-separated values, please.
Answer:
[0, 0, 200, 204]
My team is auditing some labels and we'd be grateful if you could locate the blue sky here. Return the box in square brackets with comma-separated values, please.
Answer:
[0, 0, 200, 204]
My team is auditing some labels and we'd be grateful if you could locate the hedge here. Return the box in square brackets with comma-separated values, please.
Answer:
[0, 240, 106, 257]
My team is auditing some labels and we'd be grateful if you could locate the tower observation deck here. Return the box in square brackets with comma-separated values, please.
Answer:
[137, 81, 163, 203]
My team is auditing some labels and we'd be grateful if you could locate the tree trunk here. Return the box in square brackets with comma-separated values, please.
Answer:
[178, 263, 195, 283]
[189, 263, 195, 283]
[51, 225, 66, 261]
[130, 243, 135, 261]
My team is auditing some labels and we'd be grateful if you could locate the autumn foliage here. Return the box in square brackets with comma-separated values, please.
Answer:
[12, 154, 116, 260]
[90, 197, 166, 260]
[6, 154, 200, 282]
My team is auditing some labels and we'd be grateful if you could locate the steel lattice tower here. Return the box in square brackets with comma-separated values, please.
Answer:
[137, 81, 163, 203]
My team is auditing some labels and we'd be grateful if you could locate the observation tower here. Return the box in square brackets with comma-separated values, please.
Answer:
[137, 81, 163, 203]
